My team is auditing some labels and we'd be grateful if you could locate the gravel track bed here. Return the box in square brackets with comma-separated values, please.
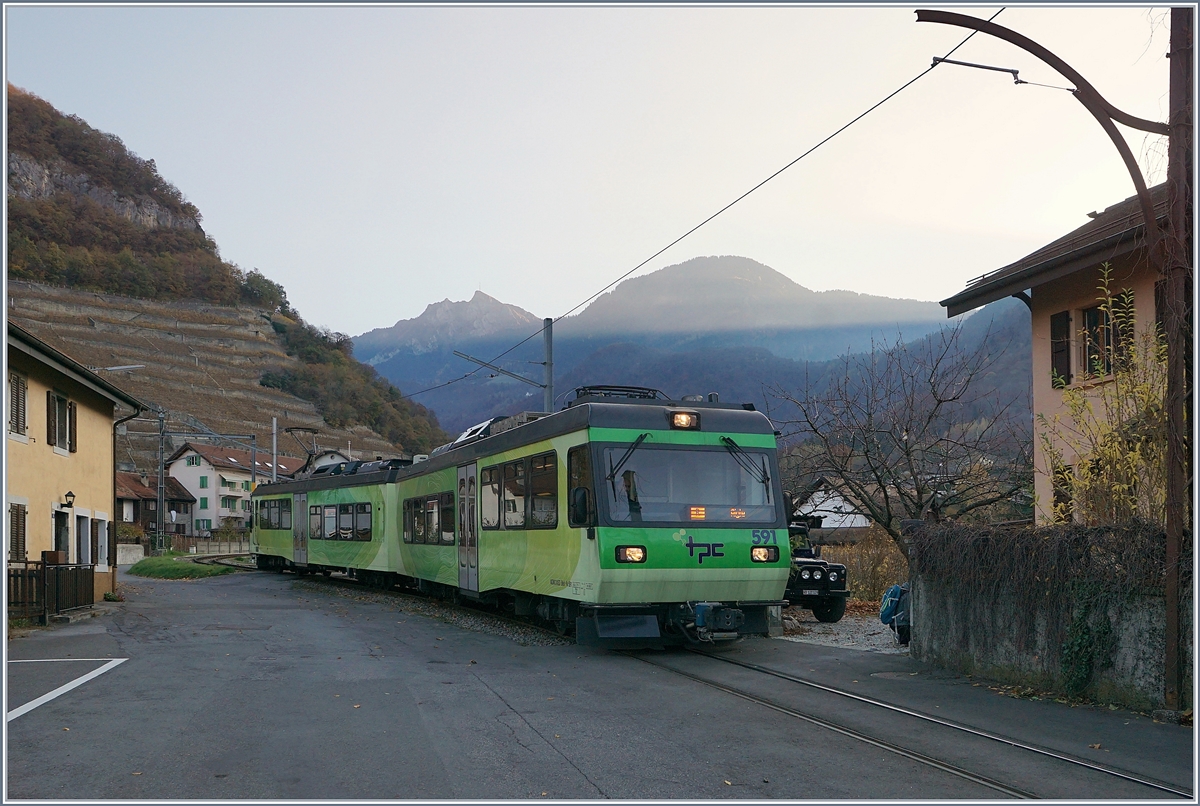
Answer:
[779, 608, 908, 654]
[290, 576, 573, 647]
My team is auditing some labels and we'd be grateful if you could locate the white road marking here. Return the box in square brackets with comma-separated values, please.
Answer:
[6, 658, 128, 721]
[8, 658, 117, 663]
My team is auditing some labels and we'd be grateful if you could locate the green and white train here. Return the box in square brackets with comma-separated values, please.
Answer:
[250, 386, 790, 646]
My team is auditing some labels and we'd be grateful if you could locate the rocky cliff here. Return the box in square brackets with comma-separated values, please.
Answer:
[7, 151, 201, 232]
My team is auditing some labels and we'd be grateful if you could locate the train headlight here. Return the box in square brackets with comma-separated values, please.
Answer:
[616, 546, 647, 563]
[751, 546, 778, 563]
[800, 569, 811, 580]
[670, 411, 700, 430]
[829, 571, 839, 582]
[813, 569, 823, 580]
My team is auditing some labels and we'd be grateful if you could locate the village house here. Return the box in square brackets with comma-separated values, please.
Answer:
[940, 183, 1168, 523]
[115, 471, 196, 537]
[167, 443, 305, 534]
[7, 322, 144, 600]
[792, 476, 873, 529]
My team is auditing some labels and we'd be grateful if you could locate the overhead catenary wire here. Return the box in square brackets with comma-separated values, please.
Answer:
[398, 9, 1006, 402]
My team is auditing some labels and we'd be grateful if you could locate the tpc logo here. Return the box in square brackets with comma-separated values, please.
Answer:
[672, 529, 725, 565]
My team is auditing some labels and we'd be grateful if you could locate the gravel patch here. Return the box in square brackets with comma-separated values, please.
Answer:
[779, 608, 908, 654]
[290, 576, 573, 647]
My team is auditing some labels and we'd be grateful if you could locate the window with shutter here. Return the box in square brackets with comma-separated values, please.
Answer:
[9, 503, 27, 561]
[91, 520, 100, 568]
[8, 373, 27, 435]
[1049, 311, 1071, 388]
[68, 400, 77, 452]
[47, 390, 57, 446]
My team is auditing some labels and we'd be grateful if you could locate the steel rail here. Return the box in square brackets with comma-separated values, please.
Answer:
[687, 649, 1192, 799]
[627, 652, 1034, 799]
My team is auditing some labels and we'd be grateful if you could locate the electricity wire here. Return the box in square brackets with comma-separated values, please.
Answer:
[398, 9, 1005, 402]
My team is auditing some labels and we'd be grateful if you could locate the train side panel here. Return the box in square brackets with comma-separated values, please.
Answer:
[393, 465, 459, 587]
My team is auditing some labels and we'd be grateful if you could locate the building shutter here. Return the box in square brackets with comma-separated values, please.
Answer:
[1049, 311, 1071, 387]
[9, 503, 27, 561]
[68, 401, 77, 453]
[91, 519, 100, 567]
[9, 373, 26, 434]
[47, 391, 57, 446]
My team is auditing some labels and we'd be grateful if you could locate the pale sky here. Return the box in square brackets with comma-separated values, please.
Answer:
[4, 4, 1173, 337]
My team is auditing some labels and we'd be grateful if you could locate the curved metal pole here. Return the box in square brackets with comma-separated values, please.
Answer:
[916, 9, 1166, 255]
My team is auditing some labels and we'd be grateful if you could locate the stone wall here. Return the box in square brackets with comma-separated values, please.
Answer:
[912, 568, 1193, 712]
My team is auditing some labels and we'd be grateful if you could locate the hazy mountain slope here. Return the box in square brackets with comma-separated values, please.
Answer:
[355, 291, 541, 366]
[400, 296, 1030, 437]
[356, 255, 951, 431]
[559, 255, 944, 337]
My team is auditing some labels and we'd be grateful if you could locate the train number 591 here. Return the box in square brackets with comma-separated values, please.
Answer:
[751, 530, 777, 545]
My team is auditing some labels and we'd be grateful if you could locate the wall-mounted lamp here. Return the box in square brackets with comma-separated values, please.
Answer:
[63, 491, 76, 508]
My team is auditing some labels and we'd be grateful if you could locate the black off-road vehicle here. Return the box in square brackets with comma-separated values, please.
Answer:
[783, 519, 850, 623]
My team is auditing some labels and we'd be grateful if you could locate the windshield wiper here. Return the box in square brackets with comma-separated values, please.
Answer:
[720, 436, 772, 501]
[606, 433, 650, 491]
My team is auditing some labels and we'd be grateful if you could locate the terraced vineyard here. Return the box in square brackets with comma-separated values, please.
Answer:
[9, 280, 401, 472]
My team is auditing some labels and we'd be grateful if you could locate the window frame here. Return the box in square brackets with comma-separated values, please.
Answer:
[480, 466, 501, 530]
[528, 451, 558, 529]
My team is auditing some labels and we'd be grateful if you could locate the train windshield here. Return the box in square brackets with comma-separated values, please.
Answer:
[600, 444, 777, 525]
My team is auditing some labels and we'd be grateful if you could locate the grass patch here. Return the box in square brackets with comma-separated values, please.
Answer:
[127, 556, 237, 580]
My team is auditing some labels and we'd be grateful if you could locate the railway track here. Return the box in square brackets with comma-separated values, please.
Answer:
[212, 560, 1190, 799]
[626, 648, 1192, 800]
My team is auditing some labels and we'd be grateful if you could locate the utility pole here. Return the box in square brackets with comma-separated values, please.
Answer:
[157, 407, 166, 552]
[272, 417, 278, 483]
[543, 318, 554, 414]
[1162, 5, 1192, 713]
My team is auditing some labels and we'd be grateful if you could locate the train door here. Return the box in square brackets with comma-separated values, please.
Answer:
[457, 464, 478, 591]
[293, 492, 307, 566]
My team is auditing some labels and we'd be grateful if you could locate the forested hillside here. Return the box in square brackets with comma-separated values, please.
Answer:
[6, 85, 446, 453]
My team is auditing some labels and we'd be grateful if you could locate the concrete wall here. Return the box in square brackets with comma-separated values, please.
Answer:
[116, 543, 145, 566]
[912, 575, 1192, 711]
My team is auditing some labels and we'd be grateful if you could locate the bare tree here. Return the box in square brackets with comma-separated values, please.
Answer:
[774, 323, 1032, 557]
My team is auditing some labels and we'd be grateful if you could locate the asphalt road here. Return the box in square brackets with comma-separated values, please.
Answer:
[6, 567, 1193, 799]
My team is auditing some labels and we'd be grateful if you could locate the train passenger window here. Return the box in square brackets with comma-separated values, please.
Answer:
[281, 498, 292, 531]
[503, 460, 526, 529]
[568, 445, 595, 527]
[412, 499, 426, 543]
[324, 506, 336, 540]
[267, 500, 280, 530]
[425, 497, 439, 542]
[439, 492, 455, 545]
[480, 466, 500, 530]
[338, 504, 353, 539]
[529, 452, 557, 529]
[355, 503, 372, 541]
[310, 506, 322, 539]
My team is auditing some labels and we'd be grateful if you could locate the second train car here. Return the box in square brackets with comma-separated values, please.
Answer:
[251, 385, 790, 646]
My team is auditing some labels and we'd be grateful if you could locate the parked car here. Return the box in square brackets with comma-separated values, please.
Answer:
[784, 517, 849, 623]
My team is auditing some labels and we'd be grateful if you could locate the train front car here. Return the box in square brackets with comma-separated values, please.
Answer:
[568, 390, 790, 647]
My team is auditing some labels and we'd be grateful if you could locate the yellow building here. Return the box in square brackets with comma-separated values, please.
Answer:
[941, 184, 1167, 523]
[7, 322, 145, 599]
